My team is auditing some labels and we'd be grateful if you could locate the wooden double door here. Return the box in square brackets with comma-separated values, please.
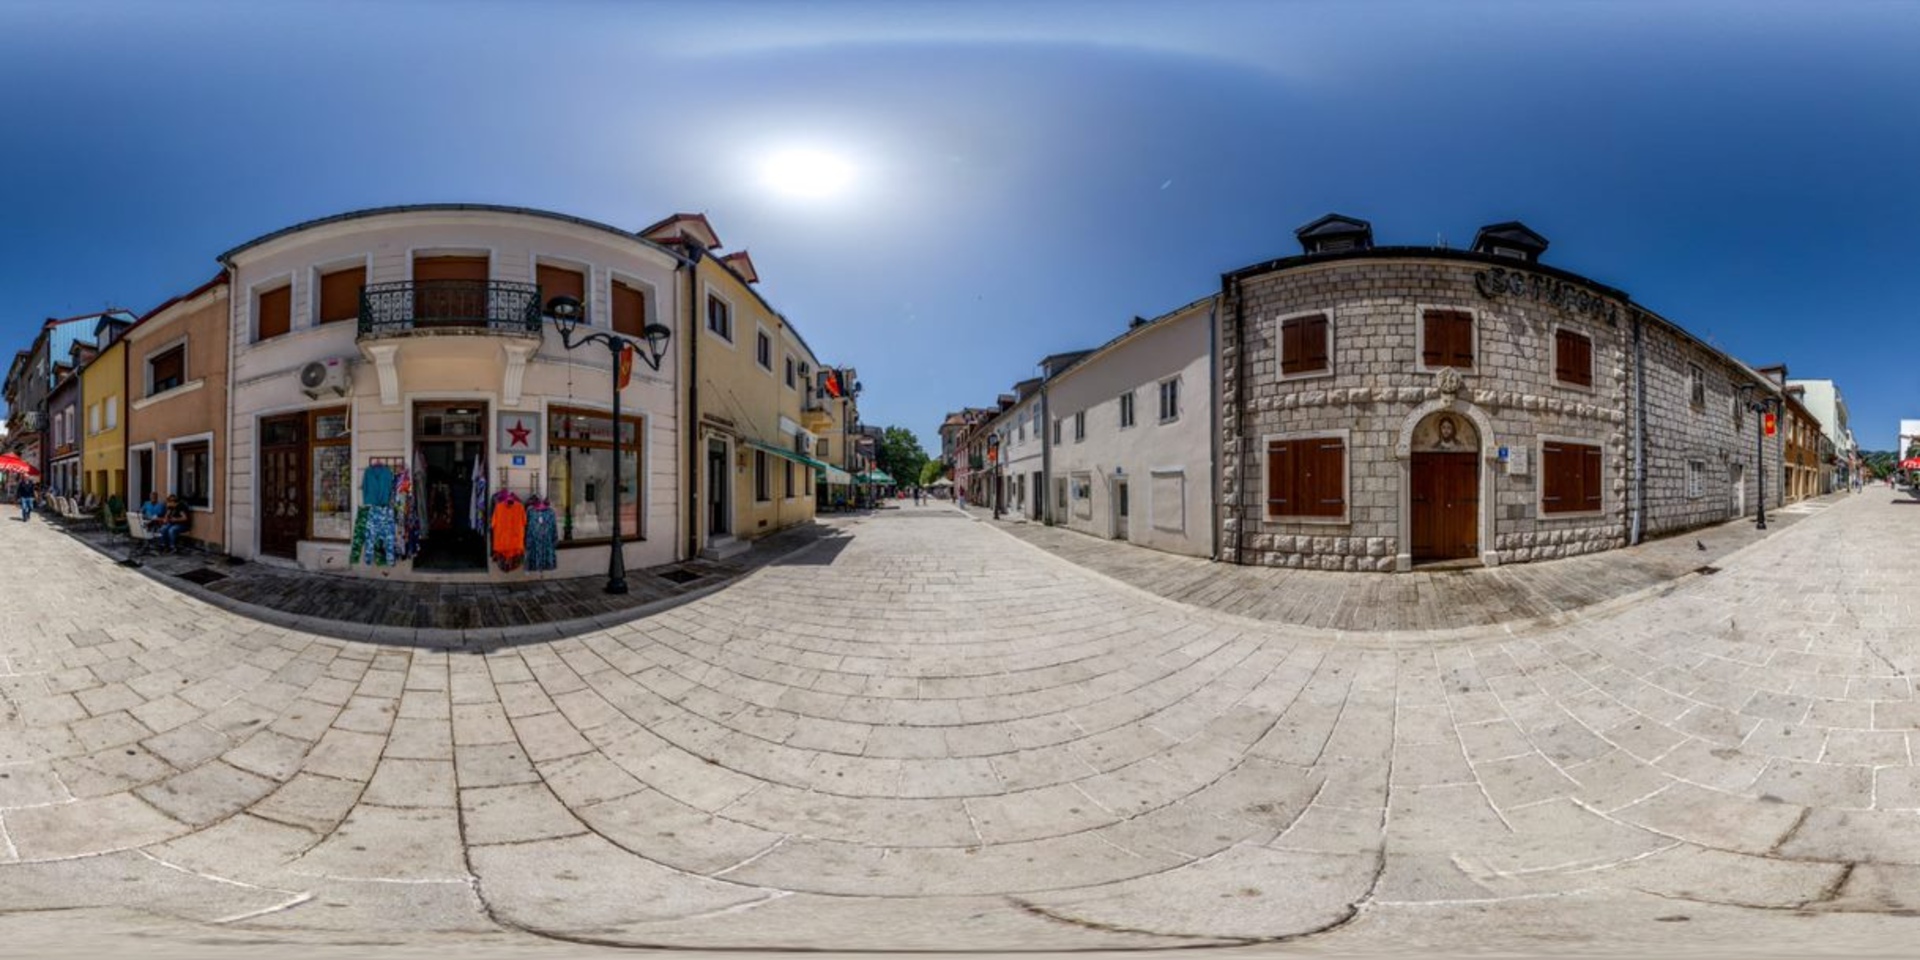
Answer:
[1411, 452, 1479, 562]
[259, 413, 308, 559]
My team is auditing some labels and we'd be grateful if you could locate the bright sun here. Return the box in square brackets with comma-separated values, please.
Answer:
[760, 149, 854, 199]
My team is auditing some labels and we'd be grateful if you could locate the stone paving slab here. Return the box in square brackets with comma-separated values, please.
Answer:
[3, 492, 1920, 955]
[968, 494, 1846, 633]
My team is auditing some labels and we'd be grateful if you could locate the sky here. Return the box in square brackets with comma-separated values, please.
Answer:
[1, 0, 1917, 450]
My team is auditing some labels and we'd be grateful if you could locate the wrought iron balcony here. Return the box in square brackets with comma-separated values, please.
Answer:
[358, 280, 544, 340]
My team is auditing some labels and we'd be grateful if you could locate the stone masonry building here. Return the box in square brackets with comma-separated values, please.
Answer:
[1219, 215, 1783, 572]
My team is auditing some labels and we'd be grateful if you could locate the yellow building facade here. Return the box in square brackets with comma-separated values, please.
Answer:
[643, 215, 823, 558]
[80, 326, 128, 503]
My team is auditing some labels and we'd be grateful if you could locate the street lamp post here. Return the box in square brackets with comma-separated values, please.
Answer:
[988, 432, 1002, 520]
[544, 295, 672, 594]
[1736, 383, 1782, 531]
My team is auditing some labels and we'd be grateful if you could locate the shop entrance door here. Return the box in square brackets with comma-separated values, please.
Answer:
[1411, 452, 1479, 562]
[259, 414, 307, 559]
[414, 402, 488, 571]
[707, 439, 731, 536]
[1114, 479, 1130, 540]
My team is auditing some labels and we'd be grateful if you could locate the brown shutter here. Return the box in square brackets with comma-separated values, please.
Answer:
[1281, 319, 1303, 375]
[1448, 312, 1473, 367]
[1422, 312, 1445, 366]
[1542, 442, 1564, 510]
[257, 285, 291, 340]
[610, 280, 646, 337]
[1266, 441, 1292, 515]
[413, 256, 489, 282]
[318, 266, 365, 324]
[1583, 445, 1603, 509]
[536, 263, 585, 305]
[1554, 330, 1573, 382]
[1303, 314, 1329, 371]
[1314, 438, 1345, 515]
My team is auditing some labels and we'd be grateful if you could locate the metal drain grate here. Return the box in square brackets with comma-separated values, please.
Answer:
[175, 568, 229, 586]
[658, 569, 704, 585]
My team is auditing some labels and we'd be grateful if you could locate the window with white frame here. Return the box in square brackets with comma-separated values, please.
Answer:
[1687, 460, 1705, 498]
[756, 329, 773, 371]
[1053, 418, 1062, 445]
[707, 295, 733, 341]
[106, 396, 118, 430]
[1016, 415, 1025, 442]
[1073, 411, 1085, 442]
[1119, 390, 1135, 428]
[1689, 363, 1705, 410]
[148, 344, 186, 395]
[88, 403, 101, 435]
[785, 355, 796, 389]
[1158, 378, 1180, 422]
[173, 440, 211, 509]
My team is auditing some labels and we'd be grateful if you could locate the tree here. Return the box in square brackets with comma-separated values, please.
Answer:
[876, 426, 929, 487]
[918, 459, 946, 487]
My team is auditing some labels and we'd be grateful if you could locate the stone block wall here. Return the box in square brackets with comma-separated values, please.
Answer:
[1635, 316, 1782, 538]
[1219, 255, 1631, 571]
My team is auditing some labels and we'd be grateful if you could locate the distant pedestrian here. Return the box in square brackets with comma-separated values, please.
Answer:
[15, 476, 36, 521]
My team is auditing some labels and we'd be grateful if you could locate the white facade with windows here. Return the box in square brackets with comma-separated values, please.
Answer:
[219, 205, 685, 579]
[1045, 297, 1215, 557]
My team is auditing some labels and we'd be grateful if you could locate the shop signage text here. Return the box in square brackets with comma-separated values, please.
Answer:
[1474, 266, 1619, 325]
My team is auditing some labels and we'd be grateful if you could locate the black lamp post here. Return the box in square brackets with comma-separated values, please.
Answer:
[987, 432, 1002, 520]
[544, 295, 672, 594]
[1736, 382, 1782, 531]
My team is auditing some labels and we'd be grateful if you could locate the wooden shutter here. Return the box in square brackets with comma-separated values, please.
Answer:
[413, 256, 489, 282]
[257, 285, 291, 340]
[537, 263, 585, 305]
[318, 267, 365, 324]
[1266, 440, 1293, 515]
[1310, 438, 1345, 515]
[1422, 312, 1446, 367]
[1556, 330, 1592, 386]
[1302, 314, 1329, 372]
[1583, 445, 1603, 510]
[1542, 442, 1566, 512]
[610, 280, 645, 337]
[1281, 319, 1304, 375]
[1444, 311, 1473, 367]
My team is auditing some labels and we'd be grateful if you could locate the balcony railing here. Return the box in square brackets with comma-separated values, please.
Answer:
[358, 280, 544, 339]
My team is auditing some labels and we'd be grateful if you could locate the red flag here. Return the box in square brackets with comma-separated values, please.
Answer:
[618, 343, 635, 390]
[1763, 411, 1777, 437]
[822, 369, 844, 398]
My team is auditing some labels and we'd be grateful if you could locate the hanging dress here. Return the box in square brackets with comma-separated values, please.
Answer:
[524, 498, 559, 572]
[349, 464, 400, 566]
[490, 492, 527, 571]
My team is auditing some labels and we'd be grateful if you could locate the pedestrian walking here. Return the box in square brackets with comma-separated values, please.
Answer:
[15, 476, 36, 521]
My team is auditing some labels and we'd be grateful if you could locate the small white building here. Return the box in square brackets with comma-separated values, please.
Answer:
[1045, 296, 1216, 557]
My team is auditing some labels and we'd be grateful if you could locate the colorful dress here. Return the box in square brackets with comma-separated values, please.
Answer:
[524, 499, 558, 572]
[489, 492, 527, 572]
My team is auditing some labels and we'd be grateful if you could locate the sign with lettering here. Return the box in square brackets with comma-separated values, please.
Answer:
[1474, 266, 1619, 325]
[1508, 446, 1530, 476]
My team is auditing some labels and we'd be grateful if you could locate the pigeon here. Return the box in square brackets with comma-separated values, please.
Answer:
[1697, 540, 1707, 551]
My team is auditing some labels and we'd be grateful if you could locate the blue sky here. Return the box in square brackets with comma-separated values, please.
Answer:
[2, 0, 1916, 449]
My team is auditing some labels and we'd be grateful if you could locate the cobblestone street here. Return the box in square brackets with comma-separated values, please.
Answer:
[3, 492, 1919, 956]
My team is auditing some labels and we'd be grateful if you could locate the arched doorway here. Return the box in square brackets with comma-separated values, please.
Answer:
[1410, 411, 1480, 563]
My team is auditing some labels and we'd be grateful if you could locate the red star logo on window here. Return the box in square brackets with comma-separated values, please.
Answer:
[506, 418, 532, 448]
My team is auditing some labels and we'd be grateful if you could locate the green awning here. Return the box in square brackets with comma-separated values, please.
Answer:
[744, 439, 830, 473]
[856, 469, 896, 484]
[820, 464, 853, 485]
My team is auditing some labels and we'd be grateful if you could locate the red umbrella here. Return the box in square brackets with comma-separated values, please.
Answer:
[0, 453, 39, 477]
[1902, 458, 1920, 470]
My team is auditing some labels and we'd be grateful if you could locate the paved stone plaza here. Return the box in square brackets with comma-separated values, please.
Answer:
[3, 492, 1920, 957]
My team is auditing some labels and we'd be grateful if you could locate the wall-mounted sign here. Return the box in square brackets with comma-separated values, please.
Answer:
[512, 455, 527, 467]
[1508, 446, 1530, 476]
[499, 411, 543, 456]
[1474, 266, 1620, 325]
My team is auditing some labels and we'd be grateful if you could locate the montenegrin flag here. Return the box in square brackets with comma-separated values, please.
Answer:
[618, 343, 635, 390]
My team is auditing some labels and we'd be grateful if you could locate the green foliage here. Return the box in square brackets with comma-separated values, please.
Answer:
[917, 459, 945, 486]
[876, 426, 929, 487]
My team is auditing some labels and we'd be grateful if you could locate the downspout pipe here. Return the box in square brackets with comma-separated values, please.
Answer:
[1206, 297, 1219, 560]
[1229, 275, 1247, 566]
[681, 240, 705, 562]
[1039, 384, 1051, 524]
[1630, 308, 1646, 546]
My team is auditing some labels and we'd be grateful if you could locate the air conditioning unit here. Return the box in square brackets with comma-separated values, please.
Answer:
[299, 358, 351, 399]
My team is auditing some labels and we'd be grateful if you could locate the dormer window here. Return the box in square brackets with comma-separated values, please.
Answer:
[1471, 222, 1550, 263]
[1294, 213, 1374, 255]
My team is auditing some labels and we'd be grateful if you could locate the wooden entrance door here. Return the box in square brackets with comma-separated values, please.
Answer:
[1411, 452, 1479, 562]
[259, 413, 308, 559]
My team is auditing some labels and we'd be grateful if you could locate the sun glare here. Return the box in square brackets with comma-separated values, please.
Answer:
[761, 149, 855, 199]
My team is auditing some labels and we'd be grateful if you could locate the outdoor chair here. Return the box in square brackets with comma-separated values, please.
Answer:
[121, 508, 159, 563]
[103, 495, 128, 535]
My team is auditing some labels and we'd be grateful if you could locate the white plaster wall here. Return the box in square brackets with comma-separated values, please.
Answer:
[1046, 306, 1213, 557]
